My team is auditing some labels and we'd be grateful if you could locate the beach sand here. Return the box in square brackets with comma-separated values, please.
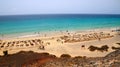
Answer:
[0, 28, 120, 57]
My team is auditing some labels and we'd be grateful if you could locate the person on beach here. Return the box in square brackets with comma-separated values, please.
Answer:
[98, 37, 101, 41]
[81, 45, 85, 49]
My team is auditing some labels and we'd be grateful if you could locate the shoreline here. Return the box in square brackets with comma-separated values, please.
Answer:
[0, 27, 119, 40]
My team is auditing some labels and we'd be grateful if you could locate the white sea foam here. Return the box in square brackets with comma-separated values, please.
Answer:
[18, 34, 39, 38]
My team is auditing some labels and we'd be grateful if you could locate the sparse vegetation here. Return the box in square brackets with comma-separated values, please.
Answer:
[88, 45, 109, 52]
[88, 45, 98, 51]
[0, 49, 120, 67]
[112, 46, 120, 50]
[116, 43, 120, 45]
[3, 50, 8, 56]
[74, 56, 82, 59]
[100, 45, 109, 52]
[60, 54, 71, 58]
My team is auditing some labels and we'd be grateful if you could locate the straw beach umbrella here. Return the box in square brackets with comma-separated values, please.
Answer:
[0, 45, 4, 48]
[6, 42, 9, 47]
[39, 45, 45, 50]
[30, 43, 34, 46]
[26, 44, 29, 46]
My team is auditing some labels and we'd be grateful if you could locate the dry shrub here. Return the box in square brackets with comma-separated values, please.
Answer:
[74, 56, 82, 59]
[112, 46, 120, 50]
[60, 54, 71, 58]
[88, 45, 98, 51]
[88, 45, 109, 52]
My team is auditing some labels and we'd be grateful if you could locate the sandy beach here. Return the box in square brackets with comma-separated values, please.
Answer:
[0, 28, 120, 57]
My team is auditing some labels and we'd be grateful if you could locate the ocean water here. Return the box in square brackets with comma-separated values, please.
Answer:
[0, 14, 120, 36]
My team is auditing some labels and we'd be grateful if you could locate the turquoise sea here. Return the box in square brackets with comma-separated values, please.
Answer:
[0, 14, 120, 36]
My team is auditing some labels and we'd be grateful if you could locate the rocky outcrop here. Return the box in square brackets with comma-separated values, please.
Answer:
[0, 49, 120, 67]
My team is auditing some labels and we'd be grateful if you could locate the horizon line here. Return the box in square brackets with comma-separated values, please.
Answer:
[0, 13, 120, 16]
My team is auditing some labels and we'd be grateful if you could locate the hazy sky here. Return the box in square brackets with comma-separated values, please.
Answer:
[0, 0, 120, 15]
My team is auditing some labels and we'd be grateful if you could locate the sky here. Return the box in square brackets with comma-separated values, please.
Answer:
[0, 0, 120, 15]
